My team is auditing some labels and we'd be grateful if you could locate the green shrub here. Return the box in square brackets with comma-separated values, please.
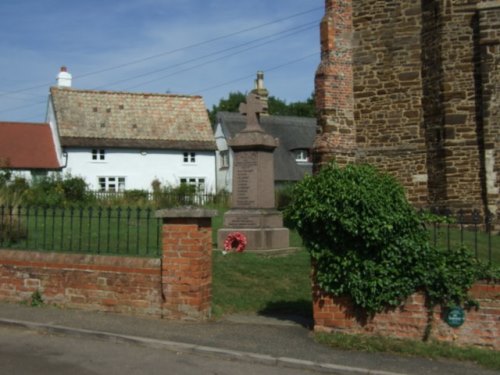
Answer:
[123, 189, 149, 204]
[152, 183, 198, 208]
[22, 175, 92, 207]
[285, 163, 481, 314]
[0, 207, 27, 243]
[275, 183, 295, 211]
[61, 176, 91, 203]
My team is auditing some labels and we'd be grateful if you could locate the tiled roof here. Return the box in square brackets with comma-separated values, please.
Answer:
[50, 87, 216, 150]
[0, 122, 61, 169]
[217, 112, 316, 182]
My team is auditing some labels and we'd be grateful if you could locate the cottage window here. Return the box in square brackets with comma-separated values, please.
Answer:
[183, 152, 196, 163]
[294, 149, 310, 163]
[98, 176, 125, 192]
[92, 149, 106, 161]
[180, 177, 205, 192]
[31, 170, 48, 182]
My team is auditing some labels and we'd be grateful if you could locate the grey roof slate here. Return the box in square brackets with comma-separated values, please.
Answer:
[50, 87, 216, 150]
[216, 112, 316, 182]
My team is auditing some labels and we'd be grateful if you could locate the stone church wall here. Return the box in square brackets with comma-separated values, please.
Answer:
[315, 0, 500, 222]
[352, 1, 429, 206]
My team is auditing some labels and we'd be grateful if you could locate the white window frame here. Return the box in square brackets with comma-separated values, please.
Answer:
[92, 149, 106, 161]
[294, 149, 310, 163]
[183, 151, 196, 164]
[98, 176, 125, 192]
[180, 177, 206, 192]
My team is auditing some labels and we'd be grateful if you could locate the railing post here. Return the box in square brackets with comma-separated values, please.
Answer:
[155, 208, 217, 321]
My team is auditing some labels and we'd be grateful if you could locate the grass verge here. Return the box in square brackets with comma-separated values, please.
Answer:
[315, 331, 500, 371]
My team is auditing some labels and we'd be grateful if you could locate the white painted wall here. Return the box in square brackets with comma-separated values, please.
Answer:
[63, 148, 216, 193]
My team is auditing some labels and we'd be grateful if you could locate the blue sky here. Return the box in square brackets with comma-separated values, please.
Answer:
[0, 0, 323, 122]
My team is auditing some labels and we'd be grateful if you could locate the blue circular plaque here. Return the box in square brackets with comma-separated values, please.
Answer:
[445, 306, 465, 328]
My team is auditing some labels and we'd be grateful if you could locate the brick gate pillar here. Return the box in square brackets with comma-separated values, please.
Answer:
[156, 208, 217, 321]
[313, 0, 356, 172]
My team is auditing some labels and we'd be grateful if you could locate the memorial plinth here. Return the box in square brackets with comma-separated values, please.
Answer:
[217, 93, 293, 253]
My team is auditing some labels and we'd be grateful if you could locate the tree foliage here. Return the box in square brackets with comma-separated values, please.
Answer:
[209, 91, 315, 125]
[285, 163, 482, 314]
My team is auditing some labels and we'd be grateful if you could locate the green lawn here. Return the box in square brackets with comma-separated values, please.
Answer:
[0, 206, 161, 257]
[212, 249, 312, 318]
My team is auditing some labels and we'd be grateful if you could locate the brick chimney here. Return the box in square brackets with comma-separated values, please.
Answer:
[251, 71, 269, 116]
[313, 0, 356, 172]
[56, 66, 72, 88]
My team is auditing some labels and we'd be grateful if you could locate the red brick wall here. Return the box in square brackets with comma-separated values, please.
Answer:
[161, 218, 212, 320]
[313, 0, 356, 169]
[0, 250, 163, 317]
[0, 210, 215, 321]
[313, 281, 500, 349]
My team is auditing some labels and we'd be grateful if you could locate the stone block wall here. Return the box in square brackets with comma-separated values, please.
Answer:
[0, 209, 216, 321]
[359, 150, 429, 205]
[314, 0, 500, 220]
[478, 2, 500, 220]
[313, 281, 500, 350]
[434, 0, 484, 213]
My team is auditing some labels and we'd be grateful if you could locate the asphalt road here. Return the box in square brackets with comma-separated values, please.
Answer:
[0, 325, 327, 375]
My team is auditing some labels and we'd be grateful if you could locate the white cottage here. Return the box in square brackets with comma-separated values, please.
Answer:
[46, 68, 216, 193]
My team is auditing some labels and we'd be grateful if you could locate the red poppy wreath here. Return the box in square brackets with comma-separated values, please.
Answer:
[223, 232, 247, 254]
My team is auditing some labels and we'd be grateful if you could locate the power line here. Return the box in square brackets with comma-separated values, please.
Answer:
[193, 52, 318, 95]
[0, 98, 46, 115]
[92, 20, 318, 91]
[0, 6, 322, 99]
[119, 24, 318, 91]
[75, 6, 322, 81]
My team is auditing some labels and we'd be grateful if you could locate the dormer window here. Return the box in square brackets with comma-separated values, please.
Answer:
[294, 149, 310, 163]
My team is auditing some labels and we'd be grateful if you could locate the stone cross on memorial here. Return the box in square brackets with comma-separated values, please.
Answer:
[217, 92, 292, 253]
[238, 92, 267, 132]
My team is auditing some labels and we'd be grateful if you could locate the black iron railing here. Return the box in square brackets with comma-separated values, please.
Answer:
[0, 205, 161, 257]
[424, 209, 497, 265]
